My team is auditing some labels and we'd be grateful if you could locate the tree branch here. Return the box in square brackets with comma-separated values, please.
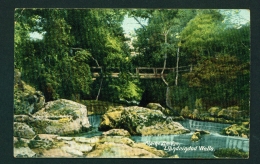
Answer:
[133, 16, 146, 29]
[71, 47, 103, 100]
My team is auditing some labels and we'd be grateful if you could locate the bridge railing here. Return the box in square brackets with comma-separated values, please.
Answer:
[90, 65, 193, 79]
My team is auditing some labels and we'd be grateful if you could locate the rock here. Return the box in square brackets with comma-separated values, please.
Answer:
[56, 137, 74, 141]
[14, 137, 30, 148]
[169, 155, 179, 158]
[74, 137, 100, 144]
[133, 143, 168, 157]
[98, 106, 123, 131]
[146, 103, 173, 115]
[99, 106, 190, 136]
[28, 139, 53, 149]
[171, 116, 185, 121]
[102, 129, 131, 137]
[180, 106, 192, 118]
[13, 122, 36, 139]
[14, 147, 36, 158]
[61, 147, 84, 157]
[87, 142, 164, 158]
[191, 129, 210, 142]
[208, 107, 221, 117]
[61, 140, 93, 154]
[21, 135, 167, 158]
[222, 124, 249, 138]
[146, 103, 167, 114]
[39, 148, 73, 158]
[30, 99, 91, 135]
[242, 122, 249, 128]
[37, 134, 58, 141]
[14, 70, 45, 115]
[195, 129, 210, 134]
[191, 132, 201, 142]
[14, 115, 35, 123]
[217, 106, 242, 120]
[99, 136, 135, 146]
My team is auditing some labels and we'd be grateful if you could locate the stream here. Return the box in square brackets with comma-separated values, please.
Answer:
[76, 115, 249, 158]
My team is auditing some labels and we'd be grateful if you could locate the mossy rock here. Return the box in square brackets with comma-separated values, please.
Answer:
[217, 107, 242, 120]
[191, 132, 201, 142]
[99, 106, 189, 136]
[180, 106, 192, 117]
[208, 107, 221, 116]
[222, 124, 249, 138]
[13, 122, 36, 139]
[14, 81, 45, 115]
[102, 129, 131, 137]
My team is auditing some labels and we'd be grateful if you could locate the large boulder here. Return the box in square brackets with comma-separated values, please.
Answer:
[14, 70, 45, 115]
[86, 136, 167, 158]
[99, 106, 190, 136]
[98, 106, 124, 130]
[87, 142, 160, 158]
[30, 135, 167, 158]
[14, 147, 36, 158]
[13, 122, 36, 139]
[27, 99, 91, 135]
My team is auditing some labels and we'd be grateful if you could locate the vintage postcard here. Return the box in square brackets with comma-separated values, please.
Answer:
[14, 8, 250, 158]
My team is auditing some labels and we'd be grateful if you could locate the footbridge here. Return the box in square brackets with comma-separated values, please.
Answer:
[91, 65, 192, 79]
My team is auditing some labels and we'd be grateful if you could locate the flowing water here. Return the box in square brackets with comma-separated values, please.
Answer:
[131, 119, 249, 158]
[77, 115, 249, 158]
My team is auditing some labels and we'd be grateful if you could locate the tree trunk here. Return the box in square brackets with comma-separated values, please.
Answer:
[175, 47, 180, 86]
[96, 78, 103, 101]
[161, 33, 169, 86]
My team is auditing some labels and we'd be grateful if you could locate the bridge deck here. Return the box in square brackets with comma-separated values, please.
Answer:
[91, 66, 192, 79]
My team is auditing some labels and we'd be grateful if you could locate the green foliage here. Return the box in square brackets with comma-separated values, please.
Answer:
[214, 148, 248, 158]
[183, 55, 249, 109]
[195, 98, 203, 110]
[180, 10, 224, 57]
[107, 73, 143, 102]
[15, 9, 128, 101]
[14, 9, 250, 120]
[132, 9, 196, 67]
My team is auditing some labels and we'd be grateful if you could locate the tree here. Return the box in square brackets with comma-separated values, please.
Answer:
[15, 9, 92, 101]
[180, 10, 224, 60]
[179, 10, 250, 112]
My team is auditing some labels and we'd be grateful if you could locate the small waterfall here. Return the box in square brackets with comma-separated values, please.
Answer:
[226, 137, 249, 151]
[179, 119, 230, 133]
[88, 115, 102, 128]
[86, 115, 103, 136]
[166, 86, 174, 110]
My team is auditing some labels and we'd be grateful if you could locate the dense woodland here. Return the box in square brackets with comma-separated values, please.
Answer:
[14, 9, 250, 115]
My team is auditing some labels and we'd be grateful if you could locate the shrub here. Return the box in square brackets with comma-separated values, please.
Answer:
[214, 148, 248, 158]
